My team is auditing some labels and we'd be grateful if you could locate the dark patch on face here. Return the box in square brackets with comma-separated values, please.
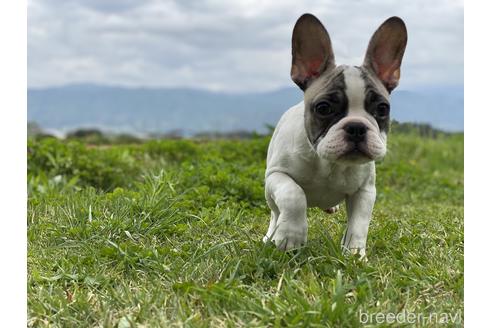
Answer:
[359, 68, 390, 133]
[305, 72, 348, 147]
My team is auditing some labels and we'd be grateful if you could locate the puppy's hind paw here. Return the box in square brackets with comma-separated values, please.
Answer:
[324, 205, 340, 214]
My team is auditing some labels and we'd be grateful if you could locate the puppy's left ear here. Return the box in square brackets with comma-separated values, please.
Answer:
[363, 17, 407, 92]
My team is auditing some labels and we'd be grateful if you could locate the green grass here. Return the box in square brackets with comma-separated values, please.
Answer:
[27, 132, 463, 327]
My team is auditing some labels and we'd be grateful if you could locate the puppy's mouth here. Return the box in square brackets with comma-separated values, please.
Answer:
[339, 143, 373, 161]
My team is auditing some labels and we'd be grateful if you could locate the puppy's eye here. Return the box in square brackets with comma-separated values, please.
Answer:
[314, 101, 335, 117]
[376, 103, 390, 118]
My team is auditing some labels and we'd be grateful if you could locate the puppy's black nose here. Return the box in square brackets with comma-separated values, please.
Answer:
[344, 123, 367, 142]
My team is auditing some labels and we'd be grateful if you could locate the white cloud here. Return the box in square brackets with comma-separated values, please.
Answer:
[28, 0, 463, 92]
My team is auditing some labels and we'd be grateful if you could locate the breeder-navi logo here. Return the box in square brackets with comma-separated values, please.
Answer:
[359, 309, 462, 325]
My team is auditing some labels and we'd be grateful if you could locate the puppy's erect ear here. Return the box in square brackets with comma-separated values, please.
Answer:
[291, 14, 335, 91]
[363, 16, 407, 93]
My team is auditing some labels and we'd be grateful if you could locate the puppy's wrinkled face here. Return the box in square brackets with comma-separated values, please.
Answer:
[290, 14, 407, 164]
[304, 65, 390, 163]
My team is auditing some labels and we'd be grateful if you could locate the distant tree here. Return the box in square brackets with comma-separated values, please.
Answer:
[112, 133, 142, 144]
[148, 129, 184, 140]
[27, 121, 43, 137]
[67, 128, 104, 139]
[390, 120, 448, 138]
[194, 130, 259, 140]
[27, 122, 57, 140]
[264, 123, 276, 135]
[66, 128, 109, 144]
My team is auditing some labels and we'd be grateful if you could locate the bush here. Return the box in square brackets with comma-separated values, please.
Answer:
[28, 138, 139, 191]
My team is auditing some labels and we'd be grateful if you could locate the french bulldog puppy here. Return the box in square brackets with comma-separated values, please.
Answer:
[263, 14, 407, 256]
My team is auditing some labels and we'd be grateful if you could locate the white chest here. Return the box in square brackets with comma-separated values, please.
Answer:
[293, 163, 372, 208]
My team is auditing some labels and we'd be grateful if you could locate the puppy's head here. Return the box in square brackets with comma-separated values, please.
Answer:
[291, 14, 407, 163]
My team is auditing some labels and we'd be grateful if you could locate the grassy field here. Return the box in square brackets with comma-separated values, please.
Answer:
[27, 131, 463, 327]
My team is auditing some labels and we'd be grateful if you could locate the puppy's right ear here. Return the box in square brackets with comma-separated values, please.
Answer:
[291, 14, 335, 91]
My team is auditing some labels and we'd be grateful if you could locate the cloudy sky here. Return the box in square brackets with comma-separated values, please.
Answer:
[28, 0, 463, 93]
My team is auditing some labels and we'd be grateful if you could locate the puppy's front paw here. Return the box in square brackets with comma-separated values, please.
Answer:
[341, 246, 367, 260]
[341, 234, 367, 260]
[270, 224, 307, 251]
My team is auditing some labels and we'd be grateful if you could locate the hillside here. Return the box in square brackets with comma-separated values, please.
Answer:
[27, 84, 464, 135]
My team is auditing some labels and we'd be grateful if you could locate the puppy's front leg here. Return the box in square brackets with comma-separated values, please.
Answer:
[264, 172, 307, 251]
[342, 186, 376, 257]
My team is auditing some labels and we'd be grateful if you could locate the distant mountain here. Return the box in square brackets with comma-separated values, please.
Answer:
[389, 86, 464, 132]
[27, 84, 463, 135]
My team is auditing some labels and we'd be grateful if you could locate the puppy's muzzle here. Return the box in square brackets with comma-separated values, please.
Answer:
[343, 122, 368, 143]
